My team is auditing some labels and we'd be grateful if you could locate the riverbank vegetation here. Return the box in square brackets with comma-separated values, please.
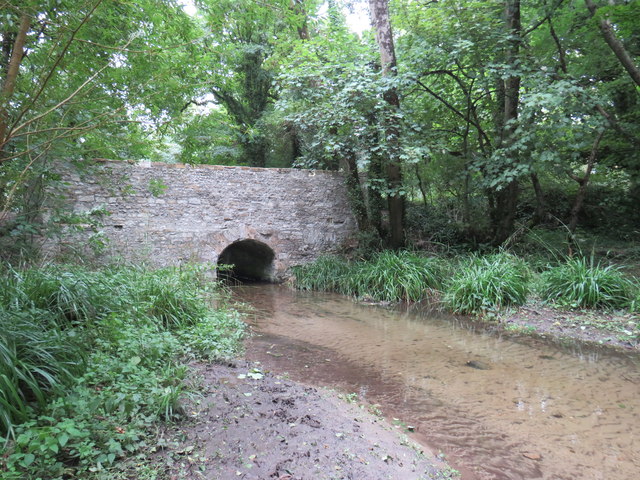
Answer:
[293, 248, 640, 345]
[0, 264, 244, 479]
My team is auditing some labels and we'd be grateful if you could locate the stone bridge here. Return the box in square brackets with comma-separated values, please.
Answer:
[56, 160, 357, 281]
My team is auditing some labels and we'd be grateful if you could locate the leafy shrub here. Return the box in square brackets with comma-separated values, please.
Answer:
[178, 310, 246, 360]
[405, 202, 468, 246]
[444, 253, 530, 314]
[538, 257, 634, 309]
[3, 323, 187, 479]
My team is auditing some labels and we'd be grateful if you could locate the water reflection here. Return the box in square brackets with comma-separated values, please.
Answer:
[236, 284, 640, 480]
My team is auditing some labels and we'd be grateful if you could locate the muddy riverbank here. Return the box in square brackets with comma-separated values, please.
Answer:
[162, 361, 451, 479]
[500, 302, 639, 352]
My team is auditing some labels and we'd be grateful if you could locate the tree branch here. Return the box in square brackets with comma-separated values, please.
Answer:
[523, 0, 565, 36]
[547, 17, 567, 74]
[8, 0, 104, 138]
[414, 78, 492, 150]
[584, 0, 640, 87]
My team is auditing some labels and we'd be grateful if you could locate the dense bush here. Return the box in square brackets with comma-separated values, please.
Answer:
[442, 253, 530, 314]
[405, 202, 468, 246]
[0, 264, 244, 479]
[538, 257, 635, 309]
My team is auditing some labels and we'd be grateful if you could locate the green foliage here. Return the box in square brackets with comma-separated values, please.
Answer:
[147, 179, 168, 197]
[538, 257, 635, 309]
[0, 308, 86, 440]
[345, 251, 443, 302]
[178, 310, 245, 361]
[443, 253, 530, 314]
[0, 263, 244, 479]
[0, 0, 200, 162]
[292, 255, 352, 292]
[132, 268, 211, 330]
[293, 251, 443, 303]
[3, 323, 187, 478]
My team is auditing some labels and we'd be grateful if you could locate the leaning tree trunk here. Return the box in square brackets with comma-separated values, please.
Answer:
[369, 0, 405, 249]
[529, 172, 547, 226]
[584, 0, 640, 88]
[0, 14, 30, 153]
[340, 151, 372, 233]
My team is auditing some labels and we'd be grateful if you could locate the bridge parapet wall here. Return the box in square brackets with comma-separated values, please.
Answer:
[56, 160, 357, 278]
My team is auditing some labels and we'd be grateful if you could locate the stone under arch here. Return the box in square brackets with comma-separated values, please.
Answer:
[217, 239, 275, 282]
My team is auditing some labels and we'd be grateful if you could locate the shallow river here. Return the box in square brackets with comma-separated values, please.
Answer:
[234, 284, 640, 480]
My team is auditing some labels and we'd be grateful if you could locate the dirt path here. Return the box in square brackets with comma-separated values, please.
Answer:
[161, 362, 451, 480]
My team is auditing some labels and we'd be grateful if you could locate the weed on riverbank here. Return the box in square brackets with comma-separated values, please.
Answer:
[0, 264, 244, 479]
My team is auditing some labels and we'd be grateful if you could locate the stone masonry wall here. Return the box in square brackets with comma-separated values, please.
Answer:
[55, 160, 357, 278]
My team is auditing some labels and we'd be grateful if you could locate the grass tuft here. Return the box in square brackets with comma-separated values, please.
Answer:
[291, 255, 351, 293]
[443, 252, 530, 314]
[293, 251, 444, 302]
[538, 256, 634, 309]
[344, 251, 443, 302]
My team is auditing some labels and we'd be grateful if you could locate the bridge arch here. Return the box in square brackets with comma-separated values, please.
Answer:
[217, 239, 275, 282]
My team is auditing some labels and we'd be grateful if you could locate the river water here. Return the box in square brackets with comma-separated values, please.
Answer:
[234, 284, 640, 480]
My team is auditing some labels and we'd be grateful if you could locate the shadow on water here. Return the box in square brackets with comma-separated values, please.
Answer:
[234, 284, 640, 480]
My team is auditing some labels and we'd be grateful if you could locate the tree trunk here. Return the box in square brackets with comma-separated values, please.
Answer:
[290, 0, 310, 40]
[245, 135, 268, 168]
[584, 0, 640, 88]
[0, 14, 30, 151]
[491, 0, 521, 246]
[369, 0, 404, 249]
[340, 152, 371, 233]
[530, 172, 546, 226]
[415, 163, 429, 208]
[367, 151, 386, 238]
[568, 130, 605, 233]
[492, 181, 519, 244]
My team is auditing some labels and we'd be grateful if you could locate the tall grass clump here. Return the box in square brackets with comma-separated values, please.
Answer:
[444, 252, 530, 314]
[132, 267, 209, 329]
[343, 251, 443, 302]
[538, 256, 634, 309]
[0, 308, 86, 439]
[292, 255, 352, 292]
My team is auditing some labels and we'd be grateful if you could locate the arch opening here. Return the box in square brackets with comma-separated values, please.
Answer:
[217, 239, 275, 283]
